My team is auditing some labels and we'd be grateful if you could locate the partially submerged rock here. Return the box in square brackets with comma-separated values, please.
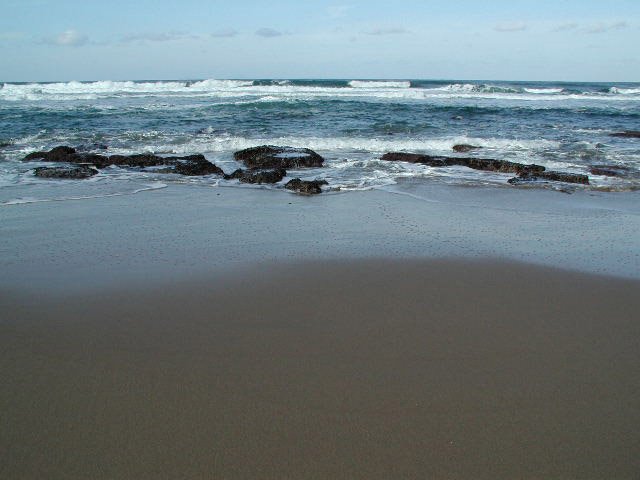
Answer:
[452, 144, 481, 153]
[589, 165, 631, 177]
[33, 165, 98, 179]
[508, 171, 589, 185]
[380, 152, 544, 175]
[610, 131, 640, 139]
[234, 145, 324, 169]
[284, 178, 328, 195]
[224, 168, 287, 184]
[23, 146, 223, 176]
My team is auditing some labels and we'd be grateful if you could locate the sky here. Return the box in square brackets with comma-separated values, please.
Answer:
[1, 0, 639, 82]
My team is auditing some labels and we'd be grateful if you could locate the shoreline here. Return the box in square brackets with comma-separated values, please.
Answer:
[1, 182, 639, 297]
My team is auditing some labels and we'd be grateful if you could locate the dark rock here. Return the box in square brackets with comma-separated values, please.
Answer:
[171, 155, 224, 176]
[33, 165, 98, 179]
[22, 146, 223, 176]
[453, 144, 481, 153]
[234, 145, 324, 169]
[508, 171, 589, 185]
[224, 168, 287, 184]
[380, 152, 441, 164]
[610, 130, 640, 138]
[589, 165, 630, 177]
[24, 146, 77, 161]
[284, 178, 328, 195]
[381, 152, 545, 175]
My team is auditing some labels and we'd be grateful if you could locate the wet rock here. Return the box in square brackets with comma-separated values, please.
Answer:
[22, 146, 223, 176]
[589, 165, 630, 177]
[380, 152, 441, 164]
[234, 145, 324, 169]
[381, 152, 544, 175]
[33, 165, 98, 179]
[452, 144, 481, 153]
[158, 154, 224, 176]
[610, 130, 640, 138]
[24, 146, 77, 162]
[508, 171, 589, 185]
[224, 168, 287, 184]
[284, 178, 328, 195]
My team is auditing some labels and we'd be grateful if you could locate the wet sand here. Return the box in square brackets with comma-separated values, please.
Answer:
[2, 258, 640, 479]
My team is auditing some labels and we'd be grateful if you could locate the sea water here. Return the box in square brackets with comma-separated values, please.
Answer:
[1, 78, 639, 204]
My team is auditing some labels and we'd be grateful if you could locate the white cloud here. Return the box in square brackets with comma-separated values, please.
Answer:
[493, 22, 527, 32]
[584, 21, 627, 34]
[255, 28, 282, 38]
[211, 28, 237, 38]
[364, 27, 409, 36]
[50, 29, 88, 46]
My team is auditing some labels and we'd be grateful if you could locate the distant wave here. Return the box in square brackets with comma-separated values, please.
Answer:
[523, 87, 565, 94]
[348, 80, 411, 88]
[609, 86, 640, 95]
[2, 79, 639, 102]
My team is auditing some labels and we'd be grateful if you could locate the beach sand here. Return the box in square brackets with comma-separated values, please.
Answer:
[2, 184, 640, 479]
[2, 258, 640, 479]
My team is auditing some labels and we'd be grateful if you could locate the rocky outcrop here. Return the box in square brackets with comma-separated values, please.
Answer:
[382, 151, 589, 185]
[224, 168, 287, 184]
[33, 165, 98, 179]
[23, 146, 223, 176]
[508, 171, 589, 185]
[589, 165, 630, 177]
[452, 144, 481, 153]
[24, 146, 77, 162]
[234, 145, 324, 169]
[610, 131, 640, 138]
[380, 152, 544, 175]
[284, 178, 328, 195]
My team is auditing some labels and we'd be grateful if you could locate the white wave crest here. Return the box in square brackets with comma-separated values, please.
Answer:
[120, 134, 560, 157]
[523, 88, 564, 94]
[349, 80, 411, 88]
[609, 86, 640, 95]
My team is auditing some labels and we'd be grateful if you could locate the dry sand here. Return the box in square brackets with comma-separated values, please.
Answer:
[2, 258, 639, 479]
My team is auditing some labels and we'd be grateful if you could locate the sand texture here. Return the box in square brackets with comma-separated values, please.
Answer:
[2, 258, 639, 479]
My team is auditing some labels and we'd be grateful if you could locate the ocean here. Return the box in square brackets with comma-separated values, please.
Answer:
[1, 78, 639, 205]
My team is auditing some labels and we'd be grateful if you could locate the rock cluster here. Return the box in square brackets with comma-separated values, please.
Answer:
[381, 151, 589, 185]
[24, 147, 223, 176]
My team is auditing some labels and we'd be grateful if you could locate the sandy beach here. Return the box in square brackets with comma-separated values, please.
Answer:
[2, 184, 640, 479]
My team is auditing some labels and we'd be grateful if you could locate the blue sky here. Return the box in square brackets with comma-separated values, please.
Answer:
[1, 0, 639, 81]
